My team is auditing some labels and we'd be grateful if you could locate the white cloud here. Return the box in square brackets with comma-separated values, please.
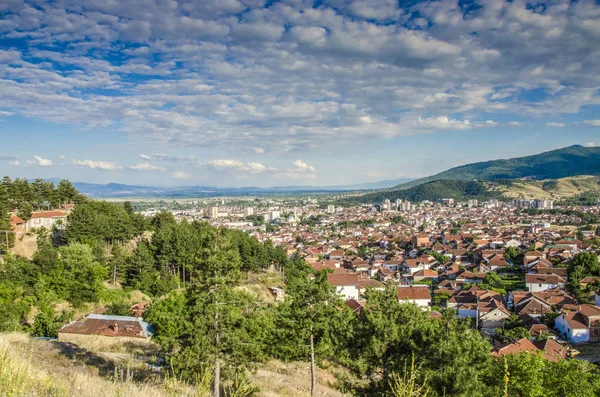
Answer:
[0, 0, 598, 161]
[174, 171, 193, 179]
[11, 155, 55, 167]
[417, 116, 472, 130]
[0, 110, 13, 116]
[585, 142, 597, 147]
[130, 162, 165, 171]
[152, 154, 197, 162]
[583, 120, 600, 127]
[546, 122, 565, 127]
[200, 159, 272, 174]
[72, 159, 123, 170]
[28, 155, 54, 167]
[284, 160, 317, 179]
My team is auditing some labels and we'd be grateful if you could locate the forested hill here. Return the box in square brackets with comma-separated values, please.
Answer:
[340, 180, 502, 205]
[395, 145, 600, 190]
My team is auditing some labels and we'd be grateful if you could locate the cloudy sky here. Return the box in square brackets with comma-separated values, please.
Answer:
[0, 0, 599, 187]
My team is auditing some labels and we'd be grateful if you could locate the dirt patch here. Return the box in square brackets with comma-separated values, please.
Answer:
[253, 361, 350, 397]
[12, 233, 38, 258]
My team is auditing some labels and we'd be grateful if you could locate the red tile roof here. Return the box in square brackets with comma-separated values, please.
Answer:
[396, 285, 431, 301]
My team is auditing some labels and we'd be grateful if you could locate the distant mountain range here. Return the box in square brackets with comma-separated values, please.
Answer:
[48, 145, 600, 200]
[394, 145, 600, 190]
[48, 178, 414, 198]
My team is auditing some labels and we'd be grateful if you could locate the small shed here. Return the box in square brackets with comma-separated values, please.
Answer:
[58, 314, 154, 343]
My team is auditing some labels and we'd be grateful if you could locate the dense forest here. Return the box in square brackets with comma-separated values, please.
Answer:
[2, 178, 600, 396]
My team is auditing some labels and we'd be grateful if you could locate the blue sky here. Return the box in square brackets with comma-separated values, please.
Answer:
[0, 0, 599, 187]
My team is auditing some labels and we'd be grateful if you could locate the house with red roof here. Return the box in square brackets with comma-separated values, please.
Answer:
[25, 211, 67, 231]
[396, 285, 431, 308]
[555, 304, 600, 344]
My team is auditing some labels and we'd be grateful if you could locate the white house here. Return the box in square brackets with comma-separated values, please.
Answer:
[26, 211, 68, 231]
[525, 274, 565, 292]
[555, 312, 590, 344]
[327, 274, 359, 300]
[555, 305, 600, 344]
[396, 285, 431, 308]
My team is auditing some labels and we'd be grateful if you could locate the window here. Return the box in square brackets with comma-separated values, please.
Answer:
[539, 284, 542, 287]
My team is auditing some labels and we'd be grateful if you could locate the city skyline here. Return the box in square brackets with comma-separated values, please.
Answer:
[1, 0, 599, 187]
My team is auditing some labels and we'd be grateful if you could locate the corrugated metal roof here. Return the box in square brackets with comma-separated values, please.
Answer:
[88, 314, 139, 321]
[59, 314, 153, 338]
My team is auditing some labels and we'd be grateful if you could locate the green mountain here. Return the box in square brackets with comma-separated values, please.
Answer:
[396, 145, 600, 189]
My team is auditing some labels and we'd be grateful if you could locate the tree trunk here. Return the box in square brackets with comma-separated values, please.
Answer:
[310, 333, 316, 397]
[214, 355, 220, 397]
[214, 269, 220, 397]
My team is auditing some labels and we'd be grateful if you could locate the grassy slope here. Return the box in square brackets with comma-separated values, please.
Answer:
[498, 176, 600, 200]
[0, 333, 347, 397]
[341, 175, 600, 204]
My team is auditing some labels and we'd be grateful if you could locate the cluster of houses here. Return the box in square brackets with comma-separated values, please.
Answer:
[245, 202, 599, 361]
[27, 200, 600, 363]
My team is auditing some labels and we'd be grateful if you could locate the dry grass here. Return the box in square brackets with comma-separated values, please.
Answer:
[499, 176, 600, 200]
[0, 333, 349, 397]
[236, 270, 286, 303]
[0, 333, 166, 397]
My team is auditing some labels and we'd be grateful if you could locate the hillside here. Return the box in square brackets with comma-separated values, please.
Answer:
[340, 180, 503, 204]
[0, 333, 346, 397]
[498, 175, 600, 200]
[396, 145, 600, 190]
[340, 176, 600, 204]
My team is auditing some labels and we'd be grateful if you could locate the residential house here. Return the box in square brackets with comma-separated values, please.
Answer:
[396, 285, 431, 308]
[25, 211, 67, 231]
[327, 273, 384, 300]
[555, 304, 600, 344]
[413, 269, 439, 283]
[525, 274, 566, 292]
[10, 215, 25, 236]
[492, 338, 567, 361]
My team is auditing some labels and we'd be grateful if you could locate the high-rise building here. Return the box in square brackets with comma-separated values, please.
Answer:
[467, 199, 478, 208]
[383, 199, 391, 210]
[399, 201, 411, 212]
[244, 207, 254, 217]
[208, 206, 219, 219]
[535, 199, 553, 209]
[268, 211, 280, 222]
[327, 204, 335, 214]
[395, 199, 403, 209]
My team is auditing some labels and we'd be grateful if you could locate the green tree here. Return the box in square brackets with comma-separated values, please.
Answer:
[274, 263, 347, 396]
[32, 303, 59, 337]
[165, 229, 262, 395]
[56, 179, 80, 204]
[52, 243, 108, 306]
[32, 238, 59, 274]
[347, 287, 495, 396]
